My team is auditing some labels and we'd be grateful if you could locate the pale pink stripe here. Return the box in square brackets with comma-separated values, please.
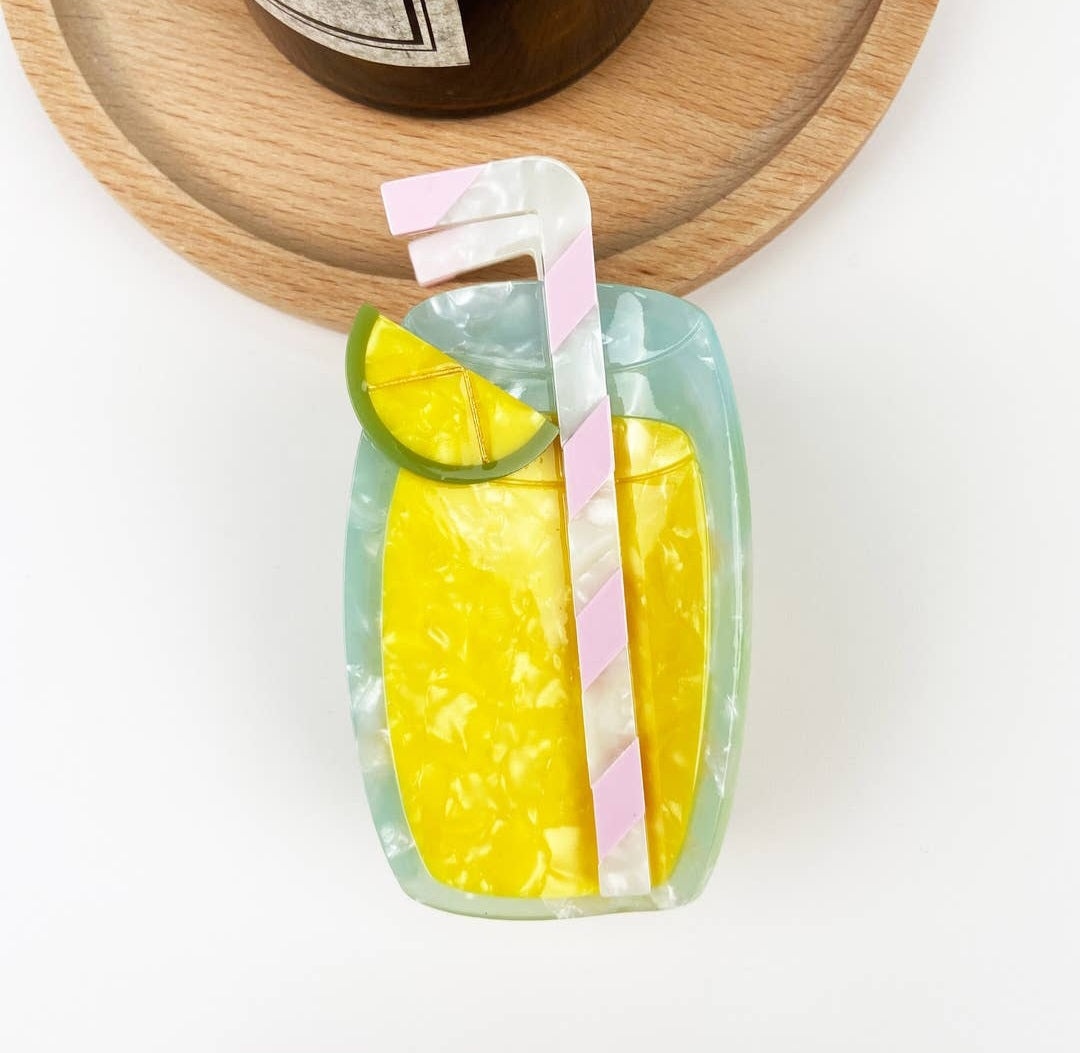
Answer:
[575, 568, 629, 690]
[562, 396, 614, 520]
[380, 165, 485, 236]
[591, 738, 646, 860]
[543, 228, 600, 352]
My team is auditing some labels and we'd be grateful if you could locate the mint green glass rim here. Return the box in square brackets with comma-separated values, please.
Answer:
[343, 281, 751, 919]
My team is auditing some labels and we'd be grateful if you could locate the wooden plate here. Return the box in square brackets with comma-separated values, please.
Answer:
[3, 0, 935, 329]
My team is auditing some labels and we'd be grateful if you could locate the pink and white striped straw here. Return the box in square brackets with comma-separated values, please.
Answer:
[382, 158, 651, 898]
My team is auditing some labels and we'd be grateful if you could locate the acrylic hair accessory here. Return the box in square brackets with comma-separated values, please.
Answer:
[344, 157, 751, 919]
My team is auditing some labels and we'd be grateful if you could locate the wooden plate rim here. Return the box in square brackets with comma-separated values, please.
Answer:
[3, 0, 936, 330]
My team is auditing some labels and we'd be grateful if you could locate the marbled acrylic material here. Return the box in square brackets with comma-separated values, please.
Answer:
[344, 282, 750, 918]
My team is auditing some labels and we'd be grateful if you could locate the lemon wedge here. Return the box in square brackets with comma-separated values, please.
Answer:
[347, 306, 557, 482]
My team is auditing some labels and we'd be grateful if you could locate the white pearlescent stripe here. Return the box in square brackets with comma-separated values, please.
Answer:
[598, 819, 651, 898]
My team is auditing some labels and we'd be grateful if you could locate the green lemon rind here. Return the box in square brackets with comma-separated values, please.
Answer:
[346, 305, 558, 484]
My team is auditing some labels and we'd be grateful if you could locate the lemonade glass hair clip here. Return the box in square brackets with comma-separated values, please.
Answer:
[344, 157, 751, 919]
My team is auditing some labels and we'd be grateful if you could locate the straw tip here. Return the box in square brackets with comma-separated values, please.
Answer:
[380, 165, 485, 237]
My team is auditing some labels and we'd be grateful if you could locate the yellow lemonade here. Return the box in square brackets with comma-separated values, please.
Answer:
[381, 417, 709, 898]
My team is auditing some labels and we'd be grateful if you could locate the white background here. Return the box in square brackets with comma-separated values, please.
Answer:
[2, 1, 1078, 1049]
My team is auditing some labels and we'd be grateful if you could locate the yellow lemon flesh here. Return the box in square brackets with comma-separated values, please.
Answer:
[382, 417, 710, 898]
[347, 306, 558, 481]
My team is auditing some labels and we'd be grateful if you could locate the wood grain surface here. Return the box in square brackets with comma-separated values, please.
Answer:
[2, 0, 936, 329]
